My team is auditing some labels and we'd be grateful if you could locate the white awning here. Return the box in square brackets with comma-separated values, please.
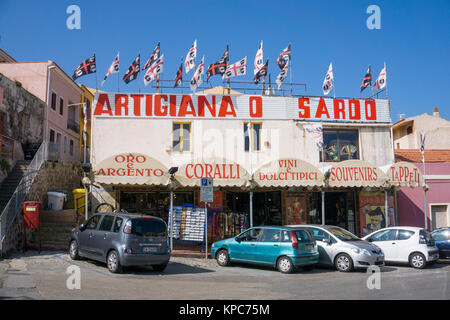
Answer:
[253, 158, 324, 188]
[93, 153, 170, 186]
[324, 160, 388, 188]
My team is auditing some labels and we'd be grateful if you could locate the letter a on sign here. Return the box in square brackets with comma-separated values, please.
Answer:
[366, 5, 381, 30]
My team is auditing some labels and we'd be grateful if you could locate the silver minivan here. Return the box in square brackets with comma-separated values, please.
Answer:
[288, 225, 384, 272]
[69, 213, 170, 273]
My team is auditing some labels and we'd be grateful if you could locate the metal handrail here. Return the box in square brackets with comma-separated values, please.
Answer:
[0, 141, 47, 252]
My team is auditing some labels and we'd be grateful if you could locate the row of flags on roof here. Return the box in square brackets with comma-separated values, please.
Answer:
[71, 41, 386, 95]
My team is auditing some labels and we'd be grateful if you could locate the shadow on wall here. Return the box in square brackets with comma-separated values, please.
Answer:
[397, 189, 428, 228]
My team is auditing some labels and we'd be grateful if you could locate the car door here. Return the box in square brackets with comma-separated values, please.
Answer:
[395, 229, 416, 262]
[78, 215, 101, 257]
[257, 228, 281, 264]
[93, 215, 116, 259]
[231, 228, 263, 262]
[306, 227, 334, 266]
[367, 229, 398, 261]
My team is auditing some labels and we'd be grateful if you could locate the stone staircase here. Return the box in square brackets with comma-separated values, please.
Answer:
[28, 209, 80, 251]
[0, 160, 31, 214]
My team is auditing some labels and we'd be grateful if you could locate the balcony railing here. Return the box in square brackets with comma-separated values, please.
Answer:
[67, 118, 80, 134]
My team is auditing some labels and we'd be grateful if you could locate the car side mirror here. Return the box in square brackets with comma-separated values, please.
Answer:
[79, 223, 86, 231]
[235, 237, 241, 243]
[322, 238, 332, 245]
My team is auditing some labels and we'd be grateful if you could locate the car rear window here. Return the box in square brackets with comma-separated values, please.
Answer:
[132, 218, 167, 237]
[293, 230, 312, 243]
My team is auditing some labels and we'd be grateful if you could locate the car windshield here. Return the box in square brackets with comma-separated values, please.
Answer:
[132, 218, 167, 237]
[325, 226, 361, 241]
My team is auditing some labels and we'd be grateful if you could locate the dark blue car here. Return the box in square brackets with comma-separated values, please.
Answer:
[211, 226, 319, 273]
[431, 227, 450, 259]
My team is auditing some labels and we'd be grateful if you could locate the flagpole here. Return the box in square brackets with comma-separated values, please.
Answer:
[384, 62, 388, 99]
[290, 59, 293, 96]
[94, 54, 98, 92]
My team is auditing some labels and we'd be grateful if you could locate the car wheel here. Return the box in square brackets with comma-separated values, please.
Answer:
[69, 240, 80, 260]
[153, 264, 168, 272]
[107, 250, 122, 273]
[216, 249, 230, 267]
[277, 256, 294, 274]
[409, 252, 426, 269]
[335, 253, 353, 272]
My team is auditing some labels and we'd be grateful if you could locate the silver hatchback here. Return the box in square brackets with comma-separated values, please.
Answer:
[69, 213, 170, 273]
[287, 225, 384, 272]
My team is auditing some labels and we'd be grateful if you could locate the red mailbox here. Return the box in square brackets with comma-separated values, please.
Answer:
[24, 201, 41, 229]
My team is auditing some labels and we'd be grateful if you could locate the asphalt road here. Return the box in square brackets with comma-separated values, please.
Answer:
[0, 251, 449, 300]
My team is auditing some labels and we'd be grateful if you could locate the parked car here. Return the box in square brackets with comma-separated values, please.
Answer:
[288, 224, 384, 272]
[211, 226, 319, 273]
[431, 227, 450, 259]
[69, 213, 170, 273]
[362, 227, 439, 269]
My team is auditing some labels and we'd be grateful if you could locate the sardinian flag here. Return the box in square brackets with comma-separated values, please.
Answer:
[276, 65, 288, 90]
[322, 62, 334, 95]
[373, 64, 387, 91]
[223, 57, 246, 79]
[185, 40, 197, 73]
[174, 62, 183, 88]
[304, 123, 324, 151]
[190, 56, 205, 91]
[101, 52, 119, 86]
[360, 66, 372, 92]
[254, 41, 263, 75]
[123, 55, 140, 84]
[420, 131, 426, 157]
[254, 59, 268, 84]
[72, 55, 96, 80]
[144, 54, 164, 86]
[207, 45, 229, 80]
[143, 42, 161, 71]
[277, 44, 291, 69]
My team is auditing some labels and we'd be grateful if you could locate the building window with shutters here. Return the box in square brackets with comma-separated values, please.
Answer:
[51, 92, 57, 110]
[59, 97, 64, 115]
[172, 122, 191, 152]
[244, 122, 262, 151]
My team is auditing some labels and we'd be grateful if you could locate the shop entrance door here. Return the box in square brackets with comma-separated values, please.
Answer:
[323, 191, 356, 233]
[254, 192, 282, 226]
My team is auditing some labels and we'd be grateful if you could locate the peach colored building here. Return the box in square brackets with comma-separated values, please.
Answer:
[0, 60, 82, 162]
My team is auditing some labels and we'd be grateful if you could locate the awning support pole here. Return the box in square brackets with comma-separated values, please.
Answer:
[321, 189, 325, 225]
[170, 186, 174, 252]
[249, 189, 254, 228]
[384, 189, 389, 228]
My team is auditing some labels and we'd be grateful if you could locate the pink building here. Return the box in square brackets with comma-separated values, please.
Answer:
[395, 150, 450, 230]
[0, 60, 82, 162]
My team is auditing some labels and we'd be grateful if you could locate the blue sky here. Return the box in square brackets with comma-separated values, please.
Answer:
[0, 0, 449, 121]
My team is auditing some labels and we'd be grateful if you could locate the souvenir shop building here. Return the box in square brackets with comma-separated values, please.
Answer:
[90, 92, 424, 242]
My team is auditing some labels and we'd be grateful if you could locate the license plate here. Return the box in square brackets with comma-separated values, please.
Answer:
[142, 247, 158, 253]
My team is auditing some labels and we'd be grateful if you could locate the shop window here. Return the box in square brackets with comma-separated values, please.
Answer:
[322, 129, 359, 162]
[59, 97, 64, 115]
[173, 122, 191, 152]
[51, 92, 57, 110]
[244, 122, 262, 151]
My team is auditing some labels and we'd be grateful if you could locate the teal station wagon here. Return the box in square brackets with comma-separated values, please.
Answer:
[211, 226, 319, 273]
